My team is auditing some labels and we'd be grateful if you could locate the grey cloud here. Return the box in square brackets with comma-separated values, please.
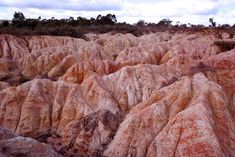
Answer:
[0, 0, 121, 11]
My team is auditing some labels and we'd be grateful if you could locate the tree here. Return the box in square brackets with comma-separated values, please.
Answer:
[90, 17, 96, 25]
[12, 12, 26, 27]
[209, 18, 216, 27]
[136, 20, 146, 26]
[179, 24, 187, 28]
[77, 16, 90, 26]
[67, 16, 76, 26]
[156, 18, 172, 27]
[107, 14, 117, 23]
[2, 20, 9, 27]
[68, 16, 74, 21]
[96, 14, 117, 25]
[176, 21, 180, 25]
[13, 12, 25, 21]
[25, 19, 38, 29]
[221, 24, 230, 28]
[96, 14, 102, 21]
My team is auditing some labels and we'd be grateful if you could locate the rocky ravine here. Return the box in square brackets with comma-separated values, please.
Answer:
[0, 32, 235, 157]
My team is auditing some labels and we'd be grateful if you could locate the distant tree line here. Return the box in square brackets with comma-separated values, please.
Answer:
[0, 12, 122, 37]
[2, 12, 117, 29]
[0, 11, 234, 38]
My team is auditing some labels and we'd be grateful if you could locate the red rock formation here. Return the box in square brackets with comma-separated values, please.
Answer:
[0, 32, 235, 156]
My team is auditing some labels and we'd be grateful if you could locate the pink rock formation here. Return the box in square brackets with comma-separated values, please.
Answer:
[0, 127, 61, 157]
[0, 32, 235, 156]
[0, 82, 9, 90]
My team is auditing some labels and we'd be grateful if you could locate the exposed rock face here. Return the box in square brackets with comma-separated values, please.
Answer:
[0, 32, 235, 157]
[0, 127, 61, 157]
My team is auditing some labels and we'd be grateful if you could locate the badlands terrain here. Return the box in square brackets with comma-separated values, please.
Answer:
[0, 31, 235, 157]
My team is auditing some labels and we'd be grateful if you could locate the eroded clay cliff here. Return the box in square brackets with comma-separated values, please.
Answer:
[0, 32, 235, 157]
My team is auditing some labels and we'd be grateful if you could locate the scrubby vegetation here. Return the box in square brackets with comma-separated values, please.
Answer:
[0, 11, 235, 38]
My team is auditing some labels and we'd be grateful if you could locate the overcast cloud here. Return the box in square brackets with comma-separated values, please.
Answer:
[0, 0, 235, 25]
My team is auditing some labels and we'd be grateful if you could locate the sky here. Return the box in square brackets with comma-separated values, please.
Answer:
[0, 0, 235, 25]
